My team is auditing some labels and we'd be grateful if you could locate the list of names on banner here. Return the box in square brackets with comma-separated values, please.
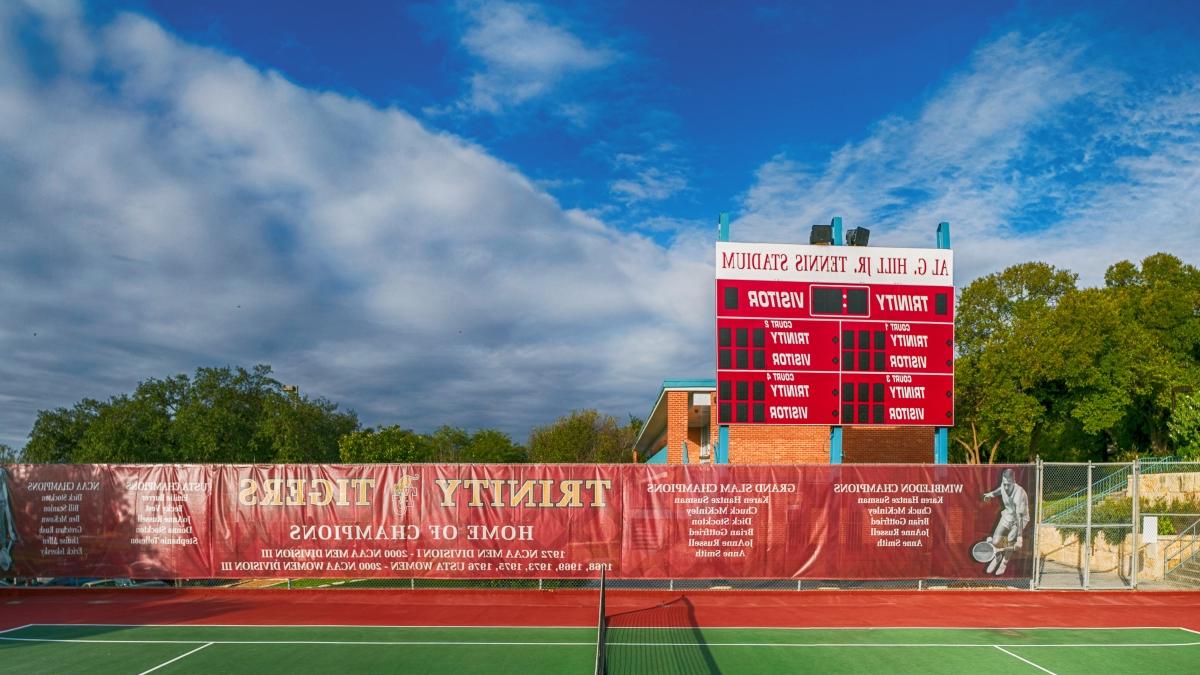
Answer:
[128, 478, 206, 549]
[655, 480, 794, 562]
[30, 479, 93, 559]
[836, 481, 964, 551]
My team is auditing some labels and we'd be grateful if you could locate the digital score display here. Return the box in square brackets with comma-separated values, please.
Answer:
[715, 243, 954, 426]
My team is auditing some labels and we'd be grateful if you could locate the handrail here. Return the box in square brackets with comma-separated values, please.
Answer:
[1043, 459, 1180, 524]
[1164, 517, 1200, 577]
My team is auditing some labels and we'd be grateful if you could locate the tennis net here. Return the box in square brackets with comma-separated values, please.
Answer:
[598, 590, 718, 674]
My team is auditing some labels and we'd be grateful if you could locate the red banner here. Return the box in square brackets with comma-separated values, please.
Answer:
[0, 464, 1033, 580]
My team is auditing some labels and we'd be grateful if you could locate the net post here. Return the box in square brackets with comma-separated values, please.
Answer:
[594, 567, 607, 675]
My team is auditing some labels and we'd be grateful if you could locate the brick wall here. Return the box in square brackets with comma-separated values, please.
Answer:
[665, 388, 934, 464]
[843, 427, 933, 463]
[666, 391, 689, 464]
[728, 425, 829, 464]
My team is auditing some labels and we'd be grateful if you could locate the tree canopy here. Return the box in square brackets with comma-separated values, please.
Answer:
[21, 365, 358, 464]
[952, 253, 1200, 462]
[528, 410, 642, 463]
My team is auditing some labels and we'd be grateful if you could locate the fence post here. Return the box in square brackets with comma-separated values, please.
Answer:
[1032, 458, 1043, 590]
[1131, 458, 1141, 589]
[1084, 462, 1093, 590]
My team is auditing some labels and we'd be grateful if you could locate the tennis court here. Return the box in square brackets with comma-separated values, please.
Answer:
[2, 622, 1198, 674]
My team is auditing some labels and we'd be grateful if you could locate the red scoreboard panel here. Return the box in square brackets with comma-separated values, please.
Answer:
[715, 242, 954, 426]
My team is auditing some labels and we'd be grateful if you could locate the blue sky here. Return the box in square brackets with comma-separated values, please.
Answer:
[2, 0, 1200, 450]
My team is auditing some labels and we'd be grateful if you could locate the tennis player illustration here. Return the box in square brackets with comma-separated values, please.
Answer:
[972, 468, 1029, 575]
[0, 466, 17, 572]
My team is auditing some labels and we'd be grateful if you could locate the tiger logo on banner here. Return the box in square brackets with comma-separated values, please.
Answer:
[392, 473, 420, 517]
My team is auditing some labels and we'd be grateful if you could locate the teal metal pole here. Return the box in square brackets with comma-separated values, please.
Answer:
[830, 216, 844, 464]
[935, 221, 951, 464]
[717, 212, 731, 464]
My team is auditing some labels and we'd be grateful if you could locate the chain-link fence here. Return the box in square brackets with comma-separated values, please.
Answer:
[1035, 460, 1200, 590]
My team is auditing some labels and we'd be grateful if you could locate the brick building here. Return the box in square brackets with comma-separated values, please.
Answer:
[633, 379, 935, 464]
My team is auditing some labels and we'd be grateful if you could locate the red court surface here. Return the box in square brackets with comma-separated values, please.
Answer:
[3, 588, 1198, 631]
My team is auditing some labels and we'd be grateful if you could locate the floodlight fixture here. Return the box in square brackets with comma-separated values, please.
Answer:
[810, 225, 833, 245]
[846, 227, 871, 246]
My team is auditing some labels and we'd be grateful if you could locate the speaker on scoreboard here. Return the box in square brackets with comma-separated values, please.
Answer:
[810, 225, 833, 245]
[846, 227, 870, 246]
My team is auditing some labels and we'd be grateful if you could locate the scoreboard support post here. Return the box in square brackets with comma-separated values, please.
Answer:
[829, 216, 844, 464]
[934, 221, 951, 464]
[716, 212, 731, 464]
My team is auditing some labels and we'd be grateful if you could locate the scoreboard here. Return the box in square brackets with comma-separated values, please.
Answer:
[715, 242, 954, 426]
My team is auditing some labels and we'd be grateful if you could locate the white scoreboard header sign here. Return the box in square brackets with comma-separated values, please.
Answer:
[716, 242, 953, 286]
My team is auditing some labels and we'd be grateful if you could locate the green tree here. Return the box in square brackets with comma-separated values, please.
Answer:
[22, 399, 102, 462]
[0, 443, 17, 463]
[954, 254, 1199, 462]
[1169, 392, 1200, 460]
[953, 262, 1077, 462]
[463, 429, 527, 463]
[172, 365, 278, 463]
[22, 364, 361, 463]
[427, 426, 471, 462]
[1103, 254, 1200, 454]
[257, 393, 359, 463]
[338, 426, 433, 463]
[528, 410, 640, 463]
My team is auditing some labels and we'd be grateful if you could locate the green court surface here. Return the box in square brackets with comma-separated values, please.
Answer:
[2, 624, 1198, 674]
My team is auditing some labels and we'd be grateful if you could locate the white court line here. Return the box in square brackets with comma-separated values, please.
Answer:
[2, 636, 1198, 648]
[6, 622, 589, 630]
[0, 624, 33, 635]
[13, 623, 1200, 632]
[137, 643, 212, 675]
[994, 646, 1057, 675]
[0, 637, 591, 646]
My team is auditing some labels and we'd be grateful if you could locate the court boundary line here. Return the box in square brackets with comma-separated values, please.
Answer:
[0, 637, 593, 646]
[3, 628, 1199, 650]
[7, 623, 1198, 632]
[3, 636, 1196, 649]
[137, 643, 212, 675]
[994, 646, 1057, 674]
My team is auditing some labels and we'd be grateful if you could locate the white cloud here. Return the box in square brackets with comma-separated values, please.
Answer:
[734, 28, 1200, 288]
[0, 2, 707, 449]
[611, 167, 688, 203]
[451, 0, 616, 115]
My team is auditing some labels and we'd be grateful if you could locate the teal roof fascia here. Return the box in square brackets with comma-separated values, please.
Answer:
[661, 378, 716, 390]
